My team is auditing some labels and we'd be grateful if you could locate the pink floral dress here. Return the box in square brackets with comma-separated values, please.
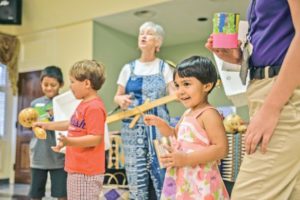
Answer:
[161, 107, 229, 200]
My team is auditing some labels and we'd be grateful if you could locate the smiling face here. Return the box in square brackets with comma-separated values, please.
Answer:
[174, 73, 212, 110]
[41, 76, 62, 99]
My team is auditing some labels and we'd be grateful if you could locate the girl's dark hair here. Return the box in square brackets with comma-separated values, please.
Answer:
[173, 55, 218, 93]
[40, 66, 64, 85]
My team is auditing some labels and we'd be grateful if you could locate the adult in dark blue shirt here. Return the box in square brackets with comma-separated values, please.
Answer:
[206, 0, 300, 199]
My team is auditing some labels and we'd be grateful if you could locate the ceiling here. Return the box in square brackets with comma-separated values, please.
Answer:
[95, 0, 249, 47]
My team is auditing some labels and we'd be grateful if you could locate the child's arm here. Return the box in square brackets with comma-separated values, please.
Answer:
[56, 106, 105, 148]
[162, 109, 228, 167]
[144, 114, 176, 137]
[33, 120, 69, 131]
[57, 134, 102, 148]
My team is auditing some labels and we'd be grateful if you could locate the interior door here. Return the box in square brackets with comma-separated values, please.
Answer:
[15, 71, 43, 184]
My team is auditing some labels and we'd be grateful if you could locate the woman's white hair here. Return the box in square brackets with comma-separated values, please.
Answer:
[139, 21, 165, 48]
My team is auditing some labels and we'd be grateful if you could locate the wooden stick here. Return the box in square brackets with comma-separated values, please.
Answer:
[128, 99, 149, 128]
[129, 114, 141, 128]
[107, 95, 177, 124]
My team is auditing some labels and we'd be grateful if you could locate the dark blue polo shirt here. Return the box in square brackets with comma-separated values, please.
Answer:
[248, 0, 294, 67]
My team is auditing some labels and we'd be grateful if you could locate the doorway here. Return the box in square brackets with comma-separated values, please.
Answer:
[15, 71, 43, 184]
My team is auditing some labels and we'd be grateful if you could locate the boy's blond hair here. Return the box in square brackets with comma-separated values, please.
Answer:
[70, 60, 105, 90]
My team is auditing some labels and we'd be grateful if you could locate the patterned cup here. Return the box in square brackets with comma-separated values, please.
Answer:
[212, 12, 240, 48]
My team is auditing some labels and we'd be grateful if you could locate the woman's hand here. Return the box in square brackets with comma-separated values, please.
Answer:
[205, 34, 243, 65]
[160, 145, 187, 168]
[115, 94, 133, 110]
[114, 85, 134, 110]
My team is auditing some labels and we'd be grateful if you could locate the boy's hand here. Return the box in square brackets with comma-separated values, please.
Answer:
[160, 145, 187, 168]
[51, 133, 67, 152]
[32, 121, 49, 130]
[51, 143, 64, 153]
[144, 114, 163, 127]
[205, 34, 243, 64]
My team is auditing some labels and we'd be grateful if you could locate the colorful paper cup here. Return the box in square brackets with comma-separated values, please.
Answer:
[212, 12, 240, 48]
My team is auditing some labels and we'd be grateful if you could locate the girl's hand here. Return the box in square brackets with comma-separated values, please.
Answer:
[160, 145, 187, 168]
[205, 34, 243, 64]
[116, 94, 133, 110]
[144, 114, 163, 126]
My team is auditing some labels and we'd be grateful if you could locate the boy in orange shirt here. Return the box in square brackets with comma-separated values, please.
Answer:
[34, 60, 106, 200]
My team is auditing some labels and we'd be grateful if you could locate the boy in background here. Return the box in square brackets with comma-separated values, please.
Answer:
[30, 66, 67, 200]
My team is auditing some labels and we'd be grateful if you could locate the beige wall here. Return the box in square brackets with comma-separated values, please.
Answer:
[0, 0, 170, 36]
[0, 140, 7, 178]
[18, 21, 94, 91]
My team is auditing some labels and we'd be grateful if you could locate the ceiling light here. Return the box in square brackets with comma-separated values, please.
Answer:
[133, 10, 156, 19]
[197, 17, 208, 22]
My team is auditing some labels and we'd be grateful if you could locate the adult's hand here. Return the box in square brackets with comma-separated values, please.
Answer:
[115, 94, 133, 110]
[205, 34, 243, 65]
[245, 105, 280, 154]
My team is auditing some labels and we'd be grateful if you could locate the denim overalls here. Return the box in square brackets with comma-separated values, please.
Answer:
[121, 59, 170, 200]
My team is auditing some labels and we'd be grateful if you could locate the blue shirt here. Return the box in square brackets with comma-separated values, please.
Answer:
[248, 0, 294, 67]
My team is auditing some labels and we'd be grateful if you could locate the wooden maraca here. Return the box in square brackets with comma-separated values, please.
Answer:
[153, 136, 171, 168]
[18, 107, 47, 139]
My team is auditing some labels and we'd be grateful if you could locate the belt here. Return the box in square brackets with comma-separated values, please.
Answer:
[250, 66, 281, 80]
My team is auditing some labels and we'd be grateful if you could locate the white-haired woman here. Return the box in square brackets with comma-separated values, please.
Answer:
[114, 21, 174, 200]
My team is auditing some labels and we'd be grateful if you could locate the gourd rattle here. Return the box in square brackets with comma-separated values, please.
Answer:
[18, 107, 47, 139]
